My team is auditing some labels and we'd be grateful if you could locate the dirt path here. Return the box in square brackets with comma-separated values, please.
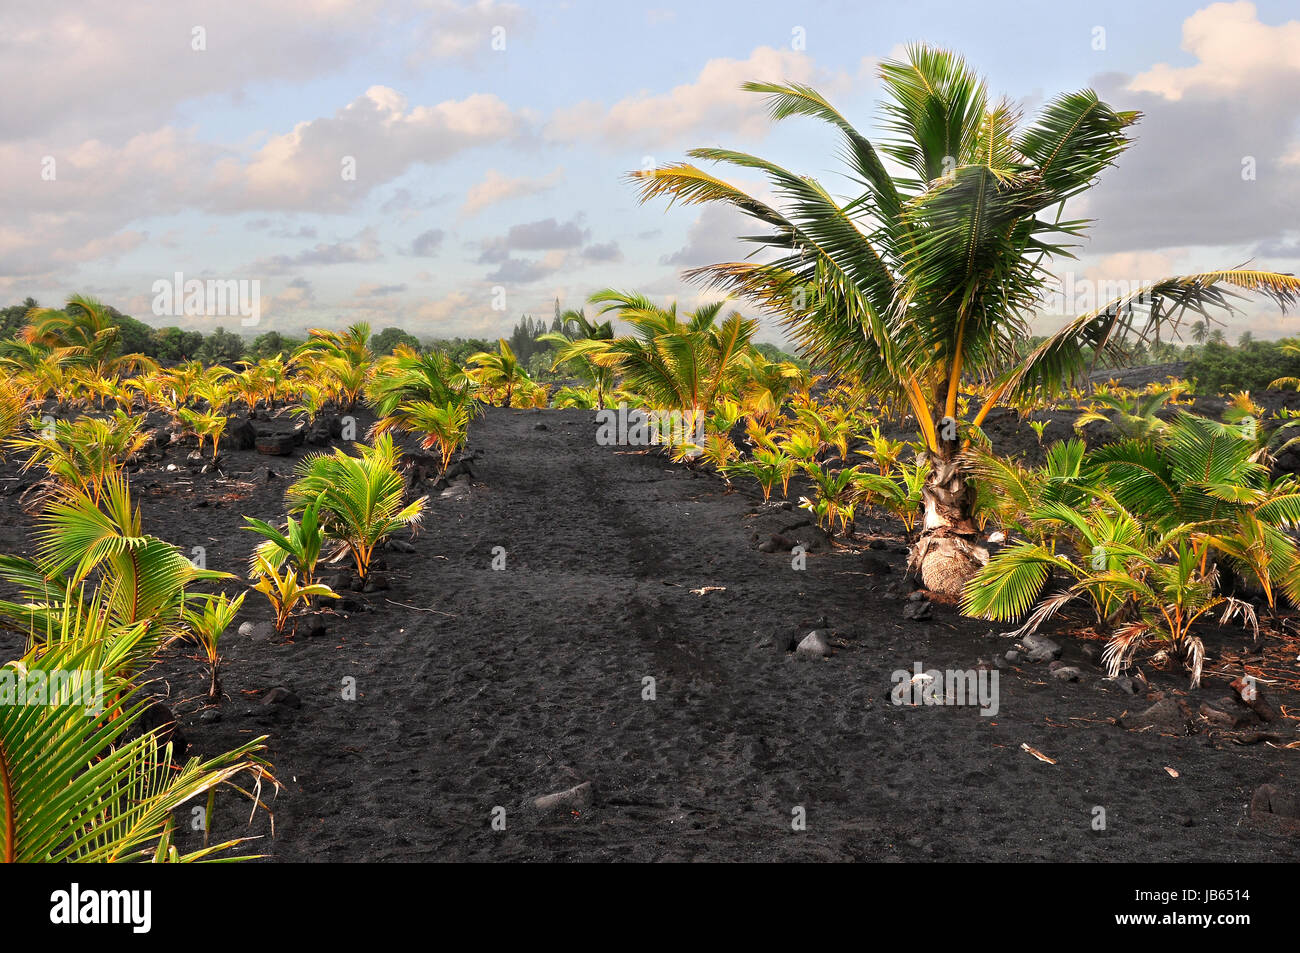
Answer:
[3, 406, 1296, 861]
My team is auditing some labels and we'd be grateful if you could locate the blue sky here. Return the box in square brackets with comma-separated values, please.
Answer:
[3, 0, 1299, 345]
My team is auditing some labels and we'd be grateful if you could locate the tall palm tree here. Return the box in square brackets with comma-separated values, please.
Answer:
[538, 306, 615, 408]
[632, 43, 1300, 595]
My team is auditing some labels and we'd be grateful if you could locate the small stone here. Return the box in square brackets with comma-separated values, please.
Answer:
[1018, 634, 1061, 662]
[533, 781, 593, 813]
[245, 620, 278, 642]
[238, 621, 255, 638]
[261, 687, 300, 708]
[199, 709, 222, 724]
[247, 466, 276, 484]
[1250, 783, 1300, 820]
[363, 573, 390, 593]
[534, 423, 549, 431]
[1050, 666, 1083, 682]
[795, 629, 832, 660]
[1110, 675, 1144, 695]
[386, 538, 416, 553]
[1129, 697, 1190, 734]
[901, 599, 932, 622]
[1004, 650, 1022, 664]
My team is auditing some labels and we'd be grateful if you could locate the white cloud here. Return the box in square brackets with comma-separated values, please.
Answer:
[1129, 2, 1300, 101]
[221, 86, 526, 211]
[412, 0, 528, 63]
[461, 167, 562, 215]
[0, 0, 382, 140]
[545, 46, 833, 146]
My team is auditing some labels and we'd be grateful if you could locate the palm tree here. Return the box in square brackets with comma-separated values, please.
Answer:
[632, 43, 1300, 595]
[538, 306, 616, 408]
[572, 290, 759, 426]
[466, 339, 531, 407]
[1, 601, 273, 861]
[0, 474, 231, 670]
[286, 435, 426, 579]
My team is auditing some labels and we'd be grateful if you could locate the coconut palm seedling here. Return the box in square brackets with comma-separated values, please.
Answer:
[249, 553, 338, 633]
[9, 410, 151, 504]
[1092, 535, 1257, 689]
[572, 291, 761, 426]
[539, 307, 616, 408]
[177, 407, 228, 459]
[552, 385, 600, 409]
[368, 348, 477, 470]
[962, 494, 1152, 631]
[734, 351, 807, 426]
[244, 500, 325, 584]
[231, 365, 266, 415]
[1073, 383, 1184, 440]
[466, 338, 532, 407]
[633, 43, 1300, 595]
[390, 401, 473, 474]
[0, 474, 233, 671]
[289, 380, 330, 427]
[792, 404, 854, 463]
[800, 463, 860, 535]
[286, 435, 427, 579]
[0, 621, 276, 862]
[965, 437, 1089, 541]
[859, 425, 909, 479]
[1029, 419, 1050, 444]
[183, 591, 246, 703]
[852, 458, 929, 535]
[0, 380, 31, 449]
[727, 447, 796, 501]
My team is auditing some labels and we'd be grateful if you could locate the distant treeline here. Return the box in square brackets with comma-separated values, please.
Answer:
[0, 297, 808, 378]
[1007, 326, 1299, 395]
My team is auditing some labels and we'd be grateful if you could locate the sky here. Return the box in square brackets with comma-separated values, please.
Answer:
[3, 0, 1299, 346]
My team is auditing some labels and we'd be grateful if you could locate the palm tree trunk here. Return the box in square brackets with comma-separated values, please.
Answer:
[910, 444, 988, 597]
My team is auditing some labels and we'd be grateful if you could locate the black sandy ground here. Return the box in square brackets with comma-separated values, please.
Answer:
[2, 405, 1298, 862]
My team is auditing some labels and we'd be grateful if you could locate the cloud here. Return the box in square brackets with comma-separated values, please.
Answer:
[409, 229, 445, 257]
[545, 46, 830, 146]
[0, 84, 526, 275]
[219, 86, 526, 211]
[483, 251, 567, 284]
[660, 205, 753, 267]
[1077, 4, 1300, 254]
[1128, 2, 1300, 101]
[358, 282, 408, 296]
[582, 241, 622, 262]
[498, 216, 589, 250]
[252, 230, 382, 274]
[262, 277, 317, 322]
[410, 0, 528, 64]
[461, 167, 562, 215]
[0, 0, 381, 140]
